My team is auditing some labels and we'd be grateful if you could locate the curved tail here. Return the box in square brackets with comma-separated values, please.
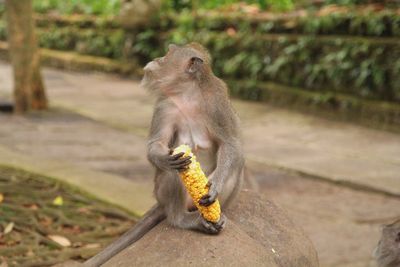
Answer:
[84, 204, 165, 267]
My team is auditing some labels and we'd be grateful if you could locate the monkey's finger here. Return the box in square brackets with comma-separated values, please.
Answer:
[213, 214, 226, 231]
[200, 188, 218, 205]
[171, 164, 190, 171]
[177, 166, 189, 172]
[169, 156, 191, 163]
[170, 162, 191, 170]
[198, 195, 216, 207]
[169, 157, 191, 166]
[201, 219, 219, 234]
[169, 152, 185, 160]
[206, 180, 213, 187]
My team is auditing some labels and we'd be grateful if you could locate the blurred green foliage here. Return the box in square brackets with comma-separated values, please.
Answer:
[324, 0, 381, 5]
[164, 0, 293, 11]
[1, 7, 397, 102]
[165, 14, 399, 102]
[0, 0, 398, 104]
[32, 0, 120, 15]
[29, 0, 293, 15]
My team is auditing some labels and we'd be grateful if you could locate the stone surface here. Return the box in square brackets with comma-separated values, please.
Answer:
[2, 61, 398, 196]
[1, 61, 399, 266]
[0, 145, 154, 216]
[226, 190, 318, 267]
[104, 191, 319, 267]
[250, 163, 400, 267]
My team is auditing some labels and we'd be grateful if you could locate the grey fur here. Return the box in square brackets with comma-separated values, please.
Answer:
[374, 219, 400, 267]
[84, 43, 244, 266]
[146, 43, 244, 233]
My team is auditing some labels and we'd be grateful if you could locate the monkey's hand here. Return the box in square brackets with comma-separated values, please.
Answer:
[199, 180, 218, 207]
[164, 150, 191, 172]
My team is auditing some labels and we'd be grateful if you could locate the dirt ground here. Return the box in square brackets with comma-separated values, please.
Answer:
[0, 111, 399, 266]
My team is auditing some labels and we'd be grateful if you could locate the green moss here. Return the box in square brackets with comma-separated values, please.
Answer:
[163, 27, 400, 102]
[0, 21, 6, 41]
[195, 8, 400, 37]
[35, 27, 126, 59]
[229, 79, 400, 132]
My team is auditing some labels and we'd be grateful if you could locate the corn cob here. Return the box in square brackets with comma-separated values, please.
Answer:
[173, 144, 221, 223]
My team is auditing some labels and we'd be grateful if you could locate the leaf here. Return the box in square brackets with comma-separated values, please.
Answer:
[27, 204, 39, 210]
[83, 243, 101, 249]
[53, 196, 63, 206]
[47, 235, 71, 247]
[0, 194, 3, 204]
[4, 222, 14, 235]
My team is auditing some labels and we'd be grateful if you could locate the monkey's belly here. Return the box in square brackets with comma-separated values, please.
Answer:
[186, 194, 197, 211]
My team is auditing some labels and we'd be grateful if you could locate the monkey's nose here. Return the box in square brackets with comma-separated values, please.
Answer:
[144, 61, 159, 71]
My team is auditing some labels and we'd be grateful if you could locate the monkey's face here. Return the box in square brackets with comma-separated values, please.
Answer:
[141, 43, 209, 94]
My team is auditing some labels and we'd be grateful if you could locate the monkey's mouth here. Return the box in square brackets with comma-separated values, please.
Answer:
[143, 60, 159, 72]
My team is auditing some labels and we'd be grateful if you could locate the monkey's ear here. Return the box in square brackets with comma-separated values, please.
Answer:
[187, 57, 204, 74]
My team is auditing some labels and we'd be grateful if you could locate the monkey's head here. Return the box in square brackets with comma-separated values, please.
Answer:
[141, 43, 212, 94]
[374, 219, 400, 267]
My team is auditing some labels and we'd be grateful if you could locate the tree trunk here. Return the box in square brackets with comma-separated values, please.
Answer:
[5, 0, 48, 114]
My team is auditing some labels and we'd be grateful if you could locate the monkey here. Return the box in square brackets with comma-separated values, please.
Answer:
[84, 43, 245, 267]
[373, 219, 400, 267]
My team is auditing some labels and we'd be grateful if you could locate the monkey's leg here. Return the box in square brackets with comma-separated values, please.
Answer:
[84, 204, 165, 267]
[218, 167, 244, 208]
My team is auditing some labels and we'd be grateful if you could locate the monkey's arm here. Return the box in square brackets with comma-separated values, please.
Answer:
[199, 137, 244, 206]
[147, 108, 191, 171]
[147, 128, 191, 172]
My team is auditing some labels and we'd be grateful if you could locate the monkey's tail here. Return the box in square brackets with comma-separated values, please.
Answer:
[84, 204, 165, 267]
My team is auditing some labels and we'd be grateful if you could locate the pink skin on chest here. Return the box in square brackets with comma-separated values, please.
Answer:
[169, 95, 212, 152]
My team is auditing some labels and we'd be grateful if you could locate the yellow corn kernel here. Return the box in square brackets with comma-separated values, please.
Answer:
[173, 144, 221, 223]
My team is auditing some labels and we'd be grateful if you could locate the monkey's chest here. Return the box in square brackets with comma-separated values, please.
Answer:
[170, 104, 214, 173]
[176, 120, 212, 152]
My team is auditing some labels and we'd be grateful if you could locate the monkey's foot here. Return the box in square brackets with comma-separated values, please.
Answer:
[214, 214, 226, 231]
[200, 218, 220, 234]
[200, 214, 226, 235]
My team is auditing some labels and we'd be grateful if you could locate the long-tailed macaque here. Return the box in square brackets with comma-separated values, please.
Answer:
[85, 43, 244, 267]
[374, 219, 400, 267]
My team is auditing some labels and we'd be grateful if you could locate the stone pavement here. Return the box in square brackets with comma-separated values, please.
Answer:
[1, 61, 399, 196]
[1, 61, 400, 266]
[251, 163, 400, 267]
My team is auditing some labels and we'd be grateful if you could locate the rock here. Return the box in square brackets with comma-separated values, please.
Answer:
[373, 219, 400, 267]
[226, 190, 319, 266]
[104, 190, 319, 267]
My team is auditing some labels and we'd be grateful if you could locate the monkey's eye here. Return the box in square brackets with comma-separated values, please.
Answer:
[396, 232, 400, 242]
